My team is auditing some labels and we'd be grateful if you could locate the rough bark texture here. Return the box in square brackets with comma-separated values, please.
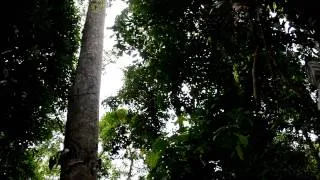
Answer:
[60, 0, 106, 179]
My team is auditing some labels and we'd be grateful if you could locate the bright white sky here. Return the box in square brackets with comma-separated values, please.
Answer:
[98, 1, 149, 179]
[99, 0, 131, 118]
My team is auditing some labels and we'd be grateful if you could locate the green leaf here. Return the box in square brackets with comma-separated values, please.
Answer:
[272, 2, 277, 11]
[235, 145, 244, 160]
[238, 134, 248, 147]
[146, 151, 161, 169]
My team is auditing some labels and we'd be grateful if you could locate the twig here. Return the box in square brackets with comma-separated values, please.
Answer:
[252, 46, 259, 99]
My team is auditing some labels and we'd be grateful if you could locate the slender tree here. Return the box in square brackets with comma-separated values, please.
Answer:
[60, 0, 106, 179]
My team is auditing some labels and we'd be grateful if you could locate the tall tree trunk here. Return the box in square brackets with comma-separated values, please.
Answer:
[60, 0, 106, 179]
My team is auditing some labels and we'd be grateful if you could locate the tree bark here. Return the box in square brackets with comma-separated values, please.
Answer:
[60, 0, 106, 179]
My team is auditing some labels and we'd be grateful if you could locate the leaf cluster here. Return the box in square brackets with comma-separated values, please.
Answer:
[0, 0, 80, 178]
[105, 0, 320, 179]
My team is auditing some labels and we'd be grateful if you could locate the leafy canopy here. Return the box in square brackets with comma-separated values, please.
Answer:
[102, 0, 320, 179]
[0, 0, 80, 178]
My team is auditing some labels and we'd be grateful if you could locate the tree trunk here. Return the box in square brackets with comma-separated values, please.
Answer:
[60, 0, 106, 179]
[126, 149, 134, 180]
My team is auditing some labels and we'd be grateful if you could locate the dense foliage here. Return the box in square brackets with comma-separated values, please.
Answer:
[102, 0, 320, 179]
[99, 109, 147, 179]
[0, 0, 80, 178]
